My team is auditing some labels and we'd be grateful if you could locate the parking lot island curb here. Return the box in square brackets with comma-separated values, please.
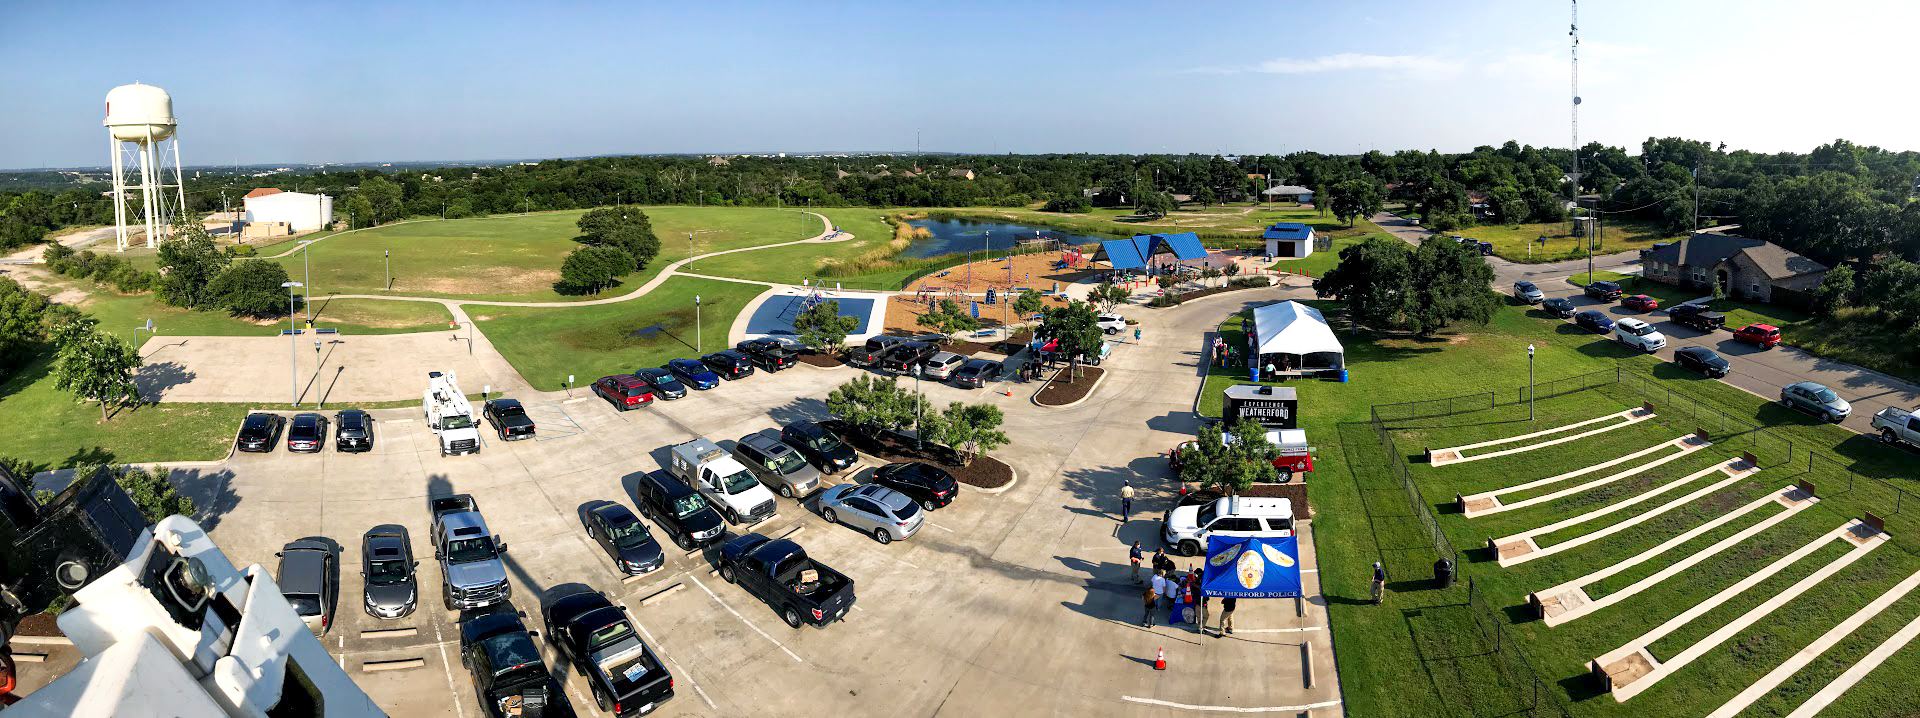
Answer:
[1030, 365, 1107, 409]
[361, 657, 426, 672]
[640, 583, 684, 606]
[358, 627, 418, 640]
[849, 448, 1020, 495]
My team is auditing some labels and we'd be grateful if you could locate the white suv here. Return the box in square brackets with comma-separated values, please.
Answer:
[1097, 314, 1126, 335]
[1614, 317, 1668, 353]
[1162, 496, 1294, 557]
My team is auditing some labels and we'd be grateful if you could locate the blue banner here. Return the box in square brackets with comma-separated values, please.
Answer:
[1201, 534, 1302, 599]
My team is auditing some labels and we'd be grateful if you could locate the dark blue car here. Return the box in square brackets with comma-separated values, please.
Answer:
[667, 358, 720, 389]
[1574, 310, 1616, 334]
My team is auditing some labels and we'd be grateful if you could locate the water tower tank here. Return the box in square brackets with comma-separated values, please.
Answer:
[103, 83, 176, 143]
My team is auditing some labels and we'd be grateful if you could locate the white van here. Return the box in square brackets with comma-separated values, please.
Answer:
[1613, 317, 1668, 353]
[1162, 496, 1294, 557]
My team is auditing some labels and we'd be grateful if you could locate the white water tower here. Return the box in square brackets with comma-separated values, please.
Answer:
[103, 83, 187, 251]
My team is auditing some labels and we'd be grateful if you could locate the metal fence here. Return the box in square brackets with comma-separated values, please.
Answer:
[1465, 580, 1576, 718]
[1613, 370, 1797, 467]
[1369, 407, 1460, 566]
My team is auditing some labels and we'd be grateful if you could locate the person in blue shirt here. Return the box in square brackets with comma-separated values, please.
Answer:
[1128, 541, 1144, 583]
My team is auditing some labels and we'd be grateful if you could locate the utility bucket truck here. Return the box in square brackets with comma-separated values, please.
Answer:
[425, 371, 481, 456]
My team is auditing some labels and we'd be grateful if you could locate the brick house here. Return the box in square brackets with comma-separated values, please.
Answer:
[1641, 231, 1828, 303]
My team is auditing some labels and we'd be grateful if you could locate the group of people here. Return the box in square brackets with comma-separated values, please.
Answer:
[1130, 541, 1235, 636]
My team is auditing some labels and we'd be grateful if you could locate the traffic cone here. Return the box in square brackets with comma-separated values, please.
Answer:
[1153, 646, 1167, 670]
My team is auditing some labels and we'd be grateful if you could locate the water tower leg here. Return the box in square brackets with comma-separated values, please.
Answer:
[139, 139, 159, 249]
[110, 136, 129, 252]
[169, 134, 187, 233]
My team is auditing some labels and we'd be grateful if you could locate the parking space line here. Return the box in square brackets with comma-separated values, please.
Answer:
[433, 620, 468, 718]
[689, 576, 803, 663]
[618, 599, 718, 710]
[1123, 696, 1343, 713]
[928, 521, 955, 533]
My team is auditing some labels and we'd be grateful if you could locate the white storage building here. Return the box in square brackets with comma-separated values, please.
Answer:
[241, 188, 333, 232]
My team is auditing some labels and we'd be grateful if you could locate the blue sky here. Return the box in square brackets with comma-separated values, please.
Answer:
[2, 0, 1914, 169]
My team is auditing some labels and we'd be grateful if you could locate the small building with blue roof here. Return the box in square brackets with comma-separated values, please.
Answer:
[1262, 222, 1315, 259]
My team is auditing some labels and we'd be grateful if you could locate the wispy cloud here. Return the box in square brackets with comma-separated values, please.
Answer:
[1189, 52, 1465, 76]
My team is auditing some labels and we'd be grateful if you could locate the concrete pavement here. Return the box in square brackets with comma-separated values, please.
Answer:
[50, 285, 1343, 717]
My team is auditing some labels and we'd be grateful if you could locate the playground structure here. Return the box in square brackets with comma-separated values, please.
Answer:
[778, 278, 841, 320]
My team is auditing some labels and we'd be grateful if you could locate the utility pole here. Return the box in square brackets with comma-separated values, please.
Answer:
[1568, 0, 1582, 238]
[1691, 164, 1701, 231]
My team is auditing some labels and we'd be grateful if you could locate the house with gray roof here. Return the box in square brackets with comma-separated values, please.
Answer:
[1641, 230, 1828, 304]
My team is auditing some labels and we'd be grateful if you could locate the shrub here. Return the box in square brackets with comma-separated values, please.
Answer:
[208, 259, 295, 318]
[1041, 195, 1092, 213]
[1148, 293, 1184, 308]
[230, 244, 258, 257]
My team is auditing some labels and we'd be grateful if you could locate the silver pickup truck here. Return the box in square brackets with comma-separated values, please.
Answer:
[1871, 407, 1920, 449]
[430, 494, 512, 611]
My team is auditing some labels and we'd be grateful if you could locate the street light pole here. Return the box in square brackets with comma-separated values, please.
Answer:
[695, 295, 702, 352]
[385, 249, 391, 291]
[300, 239, 314, 325]
[913, 364, 924, 451]
[283, 281, 303, 406]
[1527, 344, 1536, 422]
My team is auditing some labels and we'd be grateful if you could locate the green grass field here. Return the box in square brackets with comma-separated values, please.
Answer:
[0, 355, 250, 474]
[276, 206, 820, 302]
[680, 207, 944, 290]
[474, 275, 766, 391]
[27, 270, 452, 338]
[1463, 220, 1686, 264]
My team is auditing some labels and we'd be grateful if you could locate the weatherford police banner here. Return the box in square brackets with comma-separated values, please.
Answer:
[1200, 534, 1303, 599]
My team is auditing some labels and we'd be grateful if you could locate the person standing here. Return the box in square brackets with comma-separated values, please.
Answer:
[1187, 572, 1207, 629]
[1372, 561, 1388, 605]
[1119, 480, 1135, 522]
[1140, 583, 1158, 628]
[1218, 596, 1237, 636]
[1128, 541, 1144, 583]
[1149, 570, 1170, 625]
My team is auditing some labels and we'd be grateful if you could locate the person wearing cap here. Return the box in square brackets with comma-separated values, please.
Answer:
[1119, 480, 1135, 522]
[1372, 561, 1388, 605]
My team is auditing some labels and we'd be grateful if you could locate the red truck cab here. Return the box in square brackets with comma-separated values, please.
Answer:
[1732, 323, 1782, 349]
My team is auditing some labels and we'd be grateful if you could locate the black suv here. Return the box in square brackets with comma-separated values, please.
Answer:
[633, 470, 727, 549]
[878, 341, 938, 373]
[701, 350, 755, 380]
[334, 409, 374, 453]
[1541, 297, 1577, 318]
[735, 339, 797, 372]
[871, 462, 960, 512]
[781, 420, 858, 474]
[1584, 280, 1623, 301]
[236, 412, 286, 453]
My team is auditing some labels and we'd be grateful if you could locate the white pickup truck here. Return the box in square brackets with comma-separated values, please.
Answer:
[424, 371, 481, 455]
[1871, 406, 1920, 449]
[668, 438, 778, 525]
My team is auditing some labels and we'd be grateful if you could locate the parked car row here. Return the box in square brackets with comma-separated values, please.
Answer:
[237, 409, 378, 454]
[847, 333, 1007, 389]
[590, 340, 810, 414]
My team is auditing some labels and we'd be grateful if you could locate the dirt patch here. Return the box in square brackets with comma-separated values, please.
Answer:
[406, 265, 562, 296]
[16, 612, 60, 637]
[820, 420, 1014, 489]
[904, 251, 1098, 294]
[1036, 366, 1103, 406]
[798, 352, 847, 368]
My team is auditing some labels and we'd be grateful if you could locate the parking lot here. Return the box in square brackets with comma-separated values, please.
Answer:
[149, 290, 1340, 717]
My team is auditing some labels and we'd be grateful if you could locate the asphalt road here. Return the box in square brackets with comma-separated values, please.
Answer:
[1367, 212, 1920, 438]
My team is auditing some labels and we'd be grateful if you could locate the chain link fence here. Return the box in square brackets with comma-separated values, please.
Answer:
[1465, 580, 1576, 718]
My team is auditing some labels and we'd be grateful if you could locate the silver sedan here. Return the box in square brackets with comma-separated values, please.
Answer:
[818, 484, 924, 544]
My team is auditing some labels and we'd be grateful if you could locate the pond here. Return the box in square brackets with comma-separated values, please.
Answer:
[901, 217, 1112, 259]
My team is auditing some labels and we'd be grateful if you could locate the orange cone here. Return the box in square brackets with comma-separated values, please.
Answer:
[1153, 646, 1167, 670]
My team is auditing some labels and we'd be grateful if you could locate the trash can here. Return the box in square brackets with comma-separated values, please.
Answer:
[1434, 557, 1456, 589]
[1338, 369, 1350, 383]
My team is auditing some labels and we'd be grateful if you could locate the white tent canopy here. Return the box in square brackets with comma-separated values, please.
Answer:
[1248, 300, 1344, 371]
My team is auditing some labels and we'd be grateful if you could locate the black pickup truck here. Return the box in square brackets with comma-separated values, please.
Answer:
[460, 604, 577, 718]
[483, 399, 537, 441]
[544, 588, 674, 716]
[716, 533, 856, 629]
[1666, 303, 1727, 333]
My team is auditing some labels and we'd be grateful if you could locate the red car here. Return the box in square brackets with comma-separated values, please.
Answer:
[592, 374, 654, 411]
[1732, 323, 1782, 349]
[1621, 294, 1660, 311]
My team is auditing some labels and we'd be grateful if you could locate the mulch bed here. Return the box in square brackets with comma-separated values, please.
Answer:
[820, 420, 1014, 489]
[1035, 366, 1103, 406]
[797, 352, 847, 368]
[17, 612, 60, 637]
[1180, 482, 1312, 518]
[1147, 280, 1276, 307]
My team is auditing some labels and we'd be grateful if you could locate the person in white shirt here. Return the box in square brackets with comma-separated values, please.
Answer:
[1149, 570, 1171, 625]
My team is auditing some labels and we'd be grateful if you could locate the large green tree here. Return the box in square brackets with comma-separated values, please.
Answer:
[0, 276, 49, 377]
[1408, 239, 1499, 335]
[925, 401, 1008, 465]
[1039, 300, 1104, 363]
[1328, 177, 1385, 226]
[49, 314, 142, 420]
[1313, 237, 1416, 330]
[793, 299, 859, 352]
[359, 176, 405, 224]
[208, 259, 294, 318]
[576, 207, 662, 270]
[825, 375, 919, 438]
[154, 225, 231, 309]
[558, 246, 634, 295]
